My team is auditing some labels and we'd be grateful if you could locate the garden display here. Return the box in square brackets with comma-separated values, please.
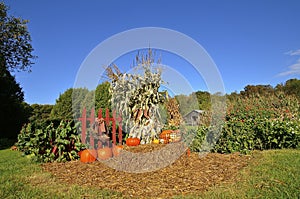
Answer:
[13, 48, 300, 198]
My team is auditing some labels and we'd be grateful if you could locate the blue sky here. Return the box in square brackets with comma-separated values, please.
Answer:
[4, 0, 300, 105]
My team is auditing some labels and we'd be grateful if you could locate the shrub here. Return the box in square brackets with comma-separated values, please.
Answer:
[16, 120, 85, 162]
[190, 92, 300, 154]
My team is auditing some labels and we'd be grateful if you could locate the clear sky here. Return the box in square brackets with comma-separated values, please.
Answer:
[3, 0, 300, 105]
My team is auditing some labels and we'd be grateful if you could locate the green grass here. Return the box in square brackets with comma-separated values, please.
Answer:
[0, 148, 299, 199]
[176, 149, 300, 199]
[0, 149, 123, 199]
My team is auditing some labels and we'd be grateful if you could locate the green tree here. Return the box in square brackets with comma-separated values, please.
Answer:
[195, 91, 211, 110]
[175, 93, 198, 116]
[95, 81, 111, 113]
[51, 88, 89, 120]
[0, 3, 36, 72]
[280, 78, 300, 98]
[81, 90, 95, 114]
[29, 104, 54, 128]
[0, 3, 36, 139]
[241, 85, 274, 97]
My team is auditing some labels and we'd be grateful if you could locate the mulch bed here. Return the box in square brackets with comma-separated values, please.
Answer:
[42, 143, 252, 198]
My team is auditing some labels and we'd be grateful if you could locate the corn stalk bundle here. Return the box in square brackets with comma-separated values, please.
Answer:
[166, 98, 182, 128]
[106, 50, 166, 144]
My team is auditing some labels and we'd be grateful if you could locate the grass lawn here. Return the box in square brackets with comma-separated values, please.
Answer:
[191, 149, 300, 199]
[0, 148, 299, 199]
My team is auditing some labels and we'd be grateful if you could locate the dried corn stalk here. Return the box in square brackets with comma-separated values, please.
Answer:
[166, 98, 182, 128]
[105, 49, 166, 144]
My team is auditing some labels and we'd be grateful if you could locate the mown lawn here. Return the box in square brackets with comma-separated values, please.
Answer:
[0, 148, 299, 199]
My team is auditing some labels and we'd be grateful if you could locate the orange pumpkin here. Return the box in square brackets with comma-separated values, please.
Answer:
[97, 147, 112, 160]
[159, 130, 173, 144]
[80, 149, 97, 163]
[112, 145, 123, 157]
[126, 137, 140, 146]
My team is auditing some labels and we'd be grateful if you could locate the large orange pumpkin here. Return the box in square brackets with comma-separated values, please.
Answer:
[97, 147, 112, 160]
[112, 145, 123, 157]
[80, 149, 97, 163]
[126, 137, 140, 146]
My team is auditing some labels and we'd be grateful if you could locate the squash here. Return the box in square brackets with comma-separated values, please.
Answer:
[112, 145, 123, 157]
[80, 149, 97, 163]
[97, 147, 112, 160]
[159, 129, 173, 144]
[126, 137, 140, 146]
[152, 139, 160, 144]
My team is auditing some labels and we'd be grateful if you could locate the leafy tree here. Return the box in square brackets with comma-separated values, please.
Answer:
[279, 78, 300, 99]
[81, 90, 95, 114]
[29, 104, 54, 128]
[241, 84, 274, 97]
[95, 81, 111, 113]
[51, 88, 89, 120]
[195, 91, 211, 110]
[0, 3, 36, 72]
[175, 93, 198, 116]
[0, 64, 32, 138]
[0, 2, 36, 139]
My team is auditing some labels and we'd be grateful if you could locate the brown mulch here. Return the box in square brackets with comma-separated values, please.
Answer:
[42, 143, 252, 199]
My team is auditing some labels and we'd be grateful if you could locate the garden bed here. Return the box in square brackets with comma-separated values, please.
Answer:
[42, 144, 252, 198]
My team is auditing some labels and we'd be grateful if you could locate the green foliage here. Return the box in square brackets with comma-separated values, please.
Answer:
[241, 84, 274, 97]
[0, 66, 31, 138]
[0, 2, 36, 139]
[95, 81, 111, 112]
[175, 93, 199, 116]
[29, 103, 54, 128]
[0, 2, 36, 72]
[277, 78, 300, 99]
[81, 90, 95, 114]
[51, 88, 89, 120]
[16, 120, 85, 162]
[195, 91, 211, 110]
[187, 126, 207, 152]
[190, 92, 300, 154]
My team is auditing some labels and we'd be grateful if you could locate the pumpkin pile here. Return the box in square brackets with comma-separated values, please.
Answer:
[159, 129, 182, 144]
[80, 145, 123, 163]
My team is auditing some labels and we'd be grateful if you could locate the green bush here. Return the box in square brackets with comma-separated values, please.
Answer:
[16, 120, 85, 162]
[190, 92, 300, 154]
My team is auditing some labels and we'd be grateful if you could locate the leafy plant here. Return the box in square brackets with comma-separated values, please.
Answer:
[190, 92, 300, 154]
[16, 120, 86, 162]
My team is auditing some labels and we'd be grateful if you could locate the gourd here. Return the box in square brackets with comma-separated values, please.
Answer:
[97, 147, 112, 160]
[152, 139, 159, 144]
[112, 145, 123, 157]
[126, 137, 140, 146]
[159, 129, 173, 144]
[80, 149, 97, 163]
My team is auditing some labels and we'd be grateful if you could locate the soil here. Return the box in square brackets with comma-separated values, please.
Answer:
[42, 143, 252, 199]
